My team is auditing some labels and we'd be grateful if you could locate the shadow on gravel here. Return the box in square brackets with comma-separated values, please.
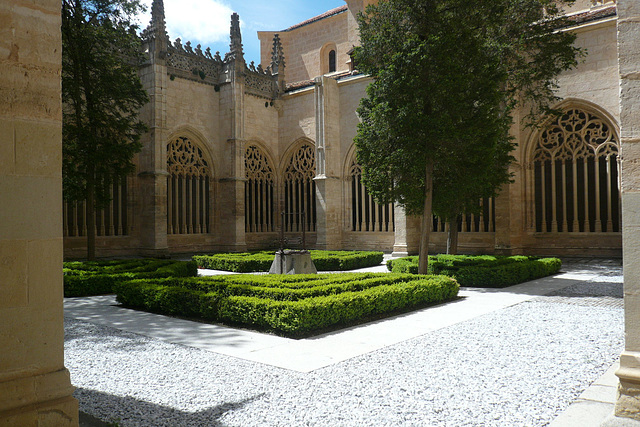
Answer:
[545, 281, 623, 299]
[76, 388, 265, 427]
[65, 296, 255, 349]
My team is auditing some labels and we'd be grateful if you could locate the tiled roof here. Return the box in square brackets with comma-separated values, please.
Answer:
[285, 79, 314, 92]
[566, 4, 616, 25]
[285, 5, 348, 31]
[285, 71, 364, 93]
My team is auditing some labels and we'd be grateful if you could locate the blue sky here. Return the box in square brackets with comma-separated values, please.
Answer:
[138, 0, 345, 64]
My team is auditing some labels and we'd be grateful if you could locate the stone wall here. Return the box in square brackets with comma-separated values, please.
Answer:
[280, 88, 317, 152]
[165, 77, 221, 149]
[616, 0, 640, 419]
[0, 0, 78, 424]
[505, 17, 622, 257]
[62, 1, 625, 259]
[258, 9, 351, 84]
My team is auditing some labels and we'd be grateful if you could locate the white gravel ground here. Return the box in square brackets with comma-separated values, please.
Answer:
[65, 263, 624, 427]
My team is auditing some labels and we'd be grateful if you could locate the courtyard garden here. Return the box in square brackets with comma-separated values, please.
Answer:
[63, 251, 561, 338]
[192, 250, 384, 272]
[63, 258, 198, 297]
[114, 273, 459, 337]
[387, 254, 562, 287]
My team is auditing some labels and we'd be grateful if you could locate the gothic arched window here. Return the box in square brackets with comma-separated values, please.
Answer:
[283, 143, 316, 232]
[167, 136, 212, 234]
[245, 145, 275, 232]
[349, 159, 394, 232]
[63, 179, 128, 237]
[531, 107, 620, 233]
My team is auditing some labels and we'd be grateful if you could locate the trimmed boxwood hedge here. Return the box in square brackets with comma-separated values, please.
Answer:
[63, 259, 198, 297]
[114, 273, 459, 337]
[192, 250, 384, 273]
[386, 255, 561, 287]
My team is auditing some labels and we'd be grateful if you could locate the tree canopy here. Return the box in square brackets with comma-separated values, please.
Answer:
[62, 0, 148, 259]
[353, 0, 582, 272]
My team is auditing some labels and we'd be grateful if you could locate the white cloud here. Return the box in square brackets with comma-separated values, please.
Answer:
[139, 0, 235, 47]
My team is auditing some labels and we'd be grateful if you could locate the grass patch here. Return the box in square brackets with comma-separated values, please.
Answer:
[114, 273, 459, 338]
[386, 254, 561, 287]
[63, 259, 198, 297]
[193, 250, 384, 273]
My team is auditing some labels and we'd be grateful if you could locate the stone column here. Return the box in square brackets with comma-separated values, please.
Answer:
[314, 76, 343, 249]
[217, 134, 248, 252]
[136, 15, 170, 257]
[216, 25, 247, 252]
[0, 0, 78, 424]
[616, 0, 640, 420]
[392, 206, 421, 256]
[494, 181, 513, 256]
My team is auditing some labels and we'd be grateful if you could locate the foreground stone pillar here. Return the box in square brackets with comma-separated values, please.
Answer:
[616, 0, 640, 420]
[0, 0, 78, 425]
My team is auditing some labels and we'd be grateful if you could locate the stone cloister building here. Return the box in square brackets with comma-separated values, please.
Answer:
[7, 0, 640, 424]
[61, 0, 623, 259]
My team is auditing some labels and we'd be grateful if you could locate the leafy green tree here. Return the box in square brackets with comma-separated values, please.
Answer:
[354, 0, 581, 272]
[62, 0, 148, 259]
[432, 128, 515, 255]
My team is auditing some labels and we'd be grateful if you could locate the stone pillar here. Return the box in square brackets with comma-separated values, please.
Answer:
[314, 76, 343, 249]
[616, 0, 640, 420]
[136, 5, 170, 257]
[494, 181, 513, 256]
[217, 136, 248, 252]
[216, 16, 247, 252]
[392, 206, 421, 256]
[0, 0, 78, 425]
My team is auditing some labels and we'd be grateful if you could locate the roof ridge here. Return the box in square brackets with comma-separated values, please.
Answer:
[284, 5, 348, 32]
[566, 4, 616, 24]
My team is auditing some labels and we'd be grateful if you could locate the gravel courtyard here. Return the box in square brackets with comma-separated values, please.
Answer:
[65, 260, 624, 426]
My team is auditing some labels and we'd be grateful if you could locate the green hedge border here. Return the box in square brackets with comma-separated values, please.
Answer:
[63, 259, 198, 297]
[387, 255, 561, 287]
[114, 273, 459, 338]
[193, 250, 384, 273]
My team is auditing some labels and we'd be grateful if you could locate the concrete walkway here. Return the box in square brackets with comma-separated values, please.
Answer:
[64, 259, 635, 426]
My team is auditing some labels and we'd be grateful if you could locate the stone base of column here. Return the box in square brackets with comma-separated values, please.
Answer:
[616, 352, 640, 421]
[391, 244, 409, 258]
[0, 369, 78, 426]
[392, 206, 420, 257]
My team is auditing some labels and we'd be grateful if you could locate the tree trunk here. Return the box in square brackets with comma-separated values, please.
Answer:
[86, 180, 96, 261]
[418, 161, 434, 274]
[447, 216, 460, 255]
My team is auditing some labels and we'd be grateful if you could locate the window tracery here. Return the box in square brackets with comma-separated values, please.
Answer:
[283, 143, 316, 232]
[63, 179, 129, 238]
[245, 145, 275, 232]
[167, 136, 212, 234]
[531, 107, 620, 233]
[349, 159, 394, 232]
